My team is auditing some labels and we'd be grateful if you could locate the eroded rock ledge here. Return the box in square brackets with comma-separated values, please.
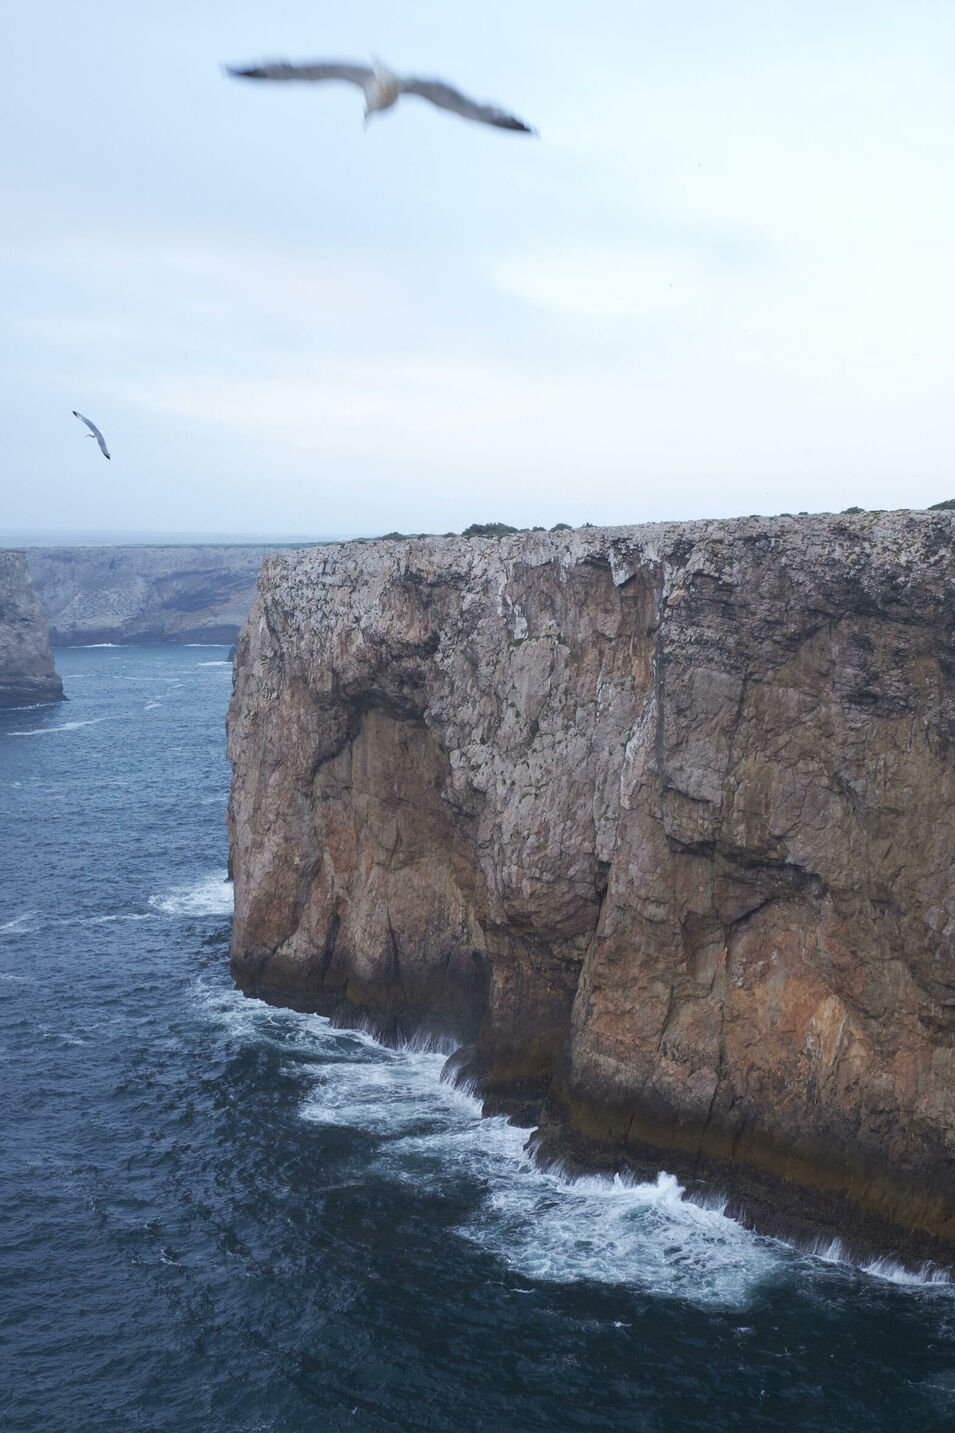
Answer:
[0, 550, 64, 707]
[227, 514, 955, 1260]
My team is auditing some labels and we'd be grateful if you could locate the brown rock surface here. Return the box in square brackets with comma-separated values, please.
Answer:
[0, 549, 64, 707]
[227, 513, 955, 1256]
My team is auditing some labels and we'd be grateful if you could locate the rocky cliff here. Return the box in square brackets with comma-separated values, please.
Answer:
[227, 514, 955, 1261]
[27, 545, 277, 646]
[0, 550, 65, 707]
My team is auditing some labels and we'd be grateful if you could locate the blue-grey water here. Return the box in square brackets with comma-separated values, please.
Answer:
[2, 645, 954, 1432]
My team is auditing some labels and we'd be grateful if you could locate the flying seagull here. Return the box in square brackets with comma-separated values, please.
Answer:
[225, 59, 535, 134]
[72, 410, 111, 460]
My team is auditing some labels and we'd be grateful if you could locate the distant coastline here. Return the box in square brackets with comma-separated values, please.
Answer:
[1, 529, 357, 548]
[25, 544, 286, 648]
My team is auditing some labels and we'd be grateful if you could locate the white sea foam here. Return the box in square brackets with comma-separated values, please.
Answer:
[9, 718, 106, 737]
[149, 872, 233, 917]
[464, 1163, 783, 1305]
[300, 1046, 474, 1137]
[195, 983, 955, 1303]
[144, 702, 162, 710]
[2, 910, 154, 936]
[39, 1024, 87, 1047]
[0, 913, 39, 934]
[197, 661, 231, 667]
[78, 642, 119, 647]
[195, 981, 341, 1054]
[802, 1235, 952, 1287]
[291, 1022, 782, 1307]
[863, 1256, 951, 1286]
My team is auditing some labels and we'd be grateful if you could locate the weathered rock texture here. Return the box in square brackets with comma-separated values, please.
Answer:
[0, 550, 64, 707]
[27, 545, 279, 645]
[227, 514, 955, 1257]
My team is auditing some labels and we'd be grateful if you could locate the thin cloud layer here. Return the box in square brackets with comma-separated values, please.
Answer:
[1, 1, 953, 535]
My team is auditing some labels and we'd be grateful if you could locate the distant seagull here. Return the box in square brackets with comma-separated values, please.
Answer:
[225, 58, 536, 134]
[72, 410, 111, 460]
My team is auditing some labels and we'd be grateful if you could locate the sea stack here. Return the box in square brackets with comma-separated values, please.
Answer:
[0, 549, 65, 708]
[226, 513, 955, 1261]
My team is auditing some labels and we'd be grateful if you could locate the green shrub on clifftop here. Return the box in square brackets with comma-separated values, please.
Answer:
[461, 522, 521, 538]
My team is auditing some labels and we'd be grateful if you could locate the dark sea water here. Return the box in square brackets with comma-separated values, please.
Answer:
[2, 645, 954, 1433]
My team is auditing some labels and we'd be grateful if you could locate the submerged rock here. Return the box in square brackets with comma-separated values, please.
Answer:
[227, 512, 955, 1259]
[0, 549, 64, 707]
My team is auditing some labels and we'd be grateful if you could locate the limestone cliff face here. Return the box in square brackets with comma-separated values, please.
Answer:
[0, 550, 64, 707]
[27, 545, 276, 645]
[227, 514, 955, 1255]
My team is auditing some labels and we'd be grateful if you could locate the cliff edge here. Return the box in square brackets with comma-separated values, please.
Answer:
[0, 550, 64, 707]
[227, 514, 955, 1259]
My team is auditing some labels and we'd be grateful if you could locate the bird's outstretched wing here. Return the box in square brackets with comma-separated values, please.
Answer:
[225, 60, 373, 86]
[72, 410, 111, 460]
[399, 77, 535, 132]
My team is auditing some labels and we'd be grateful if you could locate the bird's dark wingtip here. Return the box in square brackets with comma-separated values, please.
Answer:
[501, 117, 537, 135]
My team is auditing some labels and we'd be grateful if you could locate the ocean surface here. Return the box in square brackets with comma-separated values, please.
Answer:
[2, 644, 954, 1433]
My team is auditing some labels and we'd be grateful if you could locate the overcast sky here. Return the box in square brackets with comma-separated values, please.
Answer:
[2, 1, 953, 537]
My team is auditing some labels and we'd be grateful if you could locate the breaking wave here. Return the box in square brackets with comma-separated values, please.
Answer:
[807, 1235, 951, 1287]
[200, 988, 783, 1309]
[0, 700, 61, 711]
[149, 871, 233, 917]
[9, 718, 106, 736]
[198, 983, 955, 1306]
[0, 912, 39, 935]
